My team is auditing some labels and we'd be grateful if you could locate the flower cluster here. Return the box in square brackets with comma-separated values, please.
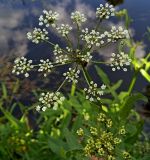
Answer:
[13, 2, 131, 111]
[71, 11, 87, 25]
[106, 26, 129, 42]
[133, 141, 150, 157]
[36, 92, 65, 111]
[77, 113, 126, 159]
[63, 68, 80, 83]
[96, 3, 115, 20]
[53, 44, 69, 64]
[77, 51, 92, 63]
[27, 28, 49, 44]
[109, 52, 131, 71]
[38, 59, 53, 77]
[12, 57, 33, 77]
[81, 28, 104, 48]
[56, 24, 72, 37]
[39, 10, 59, 27]
[84, 81, 106, 102]
[97, 113, 113, 128]
[122, 151, 132, 160]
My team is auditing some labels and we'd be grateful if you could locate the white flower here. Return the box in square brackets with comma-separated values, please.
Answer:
[81, 29, 103, 48]
[53, 44, 69, 64]
[38, 92, 65, 111]
[38, 59, 53, 77]
[71, 11, 87, 25]
[56, 24, 72, 37]
[27, 28, 49, 44]
[12, 57, 34, 77]
[110, 52, 131, 71]
[84, 81, 106, 102]
[96, 3, 115, 20]
[39, 10, 59, 27]
[77, 51, 92, 63]
[63, 68, 80, 83]
[106, 26, 129, 42]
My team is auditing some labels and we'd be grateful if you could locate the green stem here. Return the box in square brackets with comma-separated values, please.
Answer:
[44, 40, 56, 47]
[95, 19, 102, 31]
[65, 35, 73, 48]
[56, 79, 67, 92]
[71, 82, 76, 96]
[77, 23, 80, 49]
[91, 61, 110, 64]
[128, 70, 139, 95]
[81, 66, 91, 86]
[44, 40, 69, 54]
[54, 62, 72, 67]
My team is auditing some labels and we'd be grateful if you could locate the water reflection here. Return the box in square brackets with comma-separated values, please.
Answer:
[107, 0, 124, 6]
[0, 0, 149, 91]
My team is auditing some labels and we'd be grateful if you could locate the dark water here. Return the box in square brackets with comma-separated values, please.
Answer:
[0, 0, 149, 91]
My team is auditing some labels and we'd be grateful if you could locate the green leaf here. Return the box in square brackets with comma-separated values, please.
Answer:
[120, 93, 148, 119]
[63, 128, 82, 151]
[48, 137, 67, 158]
[111, 80, 123, 91]
[0, 106, 19, 128]
[125, 120, 144, 144]
[1, 82, 7, 99]
[95, 66, 110, 85]
[140, 69, 150, 82]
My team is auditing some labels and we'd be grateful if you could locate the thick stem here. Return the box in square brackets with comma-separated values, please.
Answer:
[71, 82, 76, 96]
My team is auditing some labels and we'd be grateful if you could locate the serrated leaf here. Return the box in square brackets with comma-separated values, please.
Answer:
[48, 137, 68, 158]
[63, 128, 82, 151]
[120, 93, 148, 119]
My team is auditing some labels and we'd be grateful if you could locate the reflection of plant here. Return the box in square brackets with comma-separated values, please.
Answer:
[12, 2, 131, 111]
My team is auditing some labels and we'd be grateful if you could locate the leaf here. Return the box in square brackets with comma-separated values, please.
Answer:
[95, 66, 110, 85]
[48, 137, 67, 158]
[12, 79, 20, 94]
[125, 120, 144, 144]
[1, 82, 7, 99]
[111, 80, 123, 91]
[63, 128, 82, 151]
[140, 69, 150, 82]
[120, 93, 148, 119]
[0, 106, 19, 128]
[95, 66, 119, 101]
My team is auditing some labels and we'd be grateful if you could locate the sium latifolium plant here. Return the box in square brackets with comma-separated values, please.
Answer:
[12, 3, 132, 112]
[11, 2, 150, 160]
